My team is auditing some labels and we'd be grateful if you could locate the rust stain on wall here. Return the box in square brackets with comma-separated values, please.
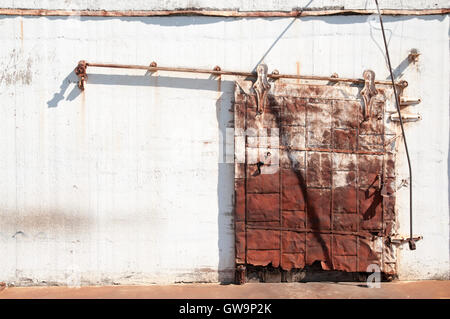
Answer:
[234, 79, 399, 279]
[0, 209, 94, 236]
[20, 19, 24, 49]
[80, 90, 86, 140]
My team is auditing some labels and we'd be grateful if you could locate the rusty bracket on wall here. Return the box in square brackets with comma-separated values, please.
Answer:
[74, 60, 87, 90]
[390, 113, 422, 122]
[394, 96, 423, 121]
[360, 69, 422, 123]
[400, 96, 421, 106]
[389, 234, 423, 247]
[235, 265, 246, 285]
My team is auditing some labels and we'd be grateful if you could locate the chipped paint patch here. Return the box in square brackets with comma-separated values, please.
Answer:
[0, 50, 33, 86]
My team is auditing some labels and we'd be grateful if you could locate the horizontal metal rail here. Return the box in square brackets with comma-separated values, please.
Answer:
[76, 61, 408, 89]
[1, 8, 449, 17]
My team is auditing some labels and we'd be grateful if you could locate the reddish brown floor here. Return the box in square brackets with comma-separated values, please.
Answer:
[0, 281, 449, 299]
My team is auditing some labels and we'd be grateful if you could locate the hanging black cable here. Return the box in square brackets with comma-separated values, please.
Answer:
[374, 0, 415, 250]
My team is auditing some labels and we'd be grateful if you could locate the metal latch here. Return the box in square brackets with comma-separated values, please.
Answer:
[390, 234, 423, 249]
[390, 113, 422, 122]
[400, 97, 421, 106]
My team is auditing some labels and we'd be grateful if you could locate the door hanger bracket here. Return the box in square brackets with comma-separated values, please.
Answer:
[361, 69, 378, 121]
[252, 63, 271, 114]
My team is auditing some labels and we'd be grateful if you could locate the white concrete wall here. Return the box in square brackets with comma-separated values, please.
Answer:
[0, 8, 448, 284]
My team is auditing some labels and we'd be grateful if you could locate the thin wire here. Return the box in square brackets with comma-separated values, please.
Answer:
[374, 0, 415, 249]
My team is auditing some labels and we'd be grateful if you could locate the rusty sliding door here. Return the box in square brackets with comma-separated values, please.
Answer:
[234, 76, 398, 282]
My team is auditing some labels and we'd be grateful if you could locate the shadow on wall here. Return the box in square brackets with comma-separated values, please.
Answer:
[48, 70, 237, 283]
[47, 70, 82, 107]
[215, 78, 236, 283]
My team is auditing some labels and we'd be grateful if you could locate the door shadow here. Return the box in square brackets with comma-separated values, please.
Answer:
[47, 70, 82, 108]
[47, 69, 237, 283]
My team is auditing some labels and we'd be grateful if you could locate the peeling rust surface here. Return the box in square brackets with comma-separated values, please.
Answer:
[234, 79, 398, 278]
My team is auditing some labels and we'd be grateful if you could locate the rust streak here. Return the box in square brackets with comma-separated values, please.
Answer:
[20, 19, 23, 45]
[79, 90, 86, 144]
[0, 8, 448, 17]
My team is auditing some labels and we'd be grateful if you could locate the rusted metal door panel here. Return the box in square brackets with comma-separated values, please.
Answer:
[234, 79, 398, 277]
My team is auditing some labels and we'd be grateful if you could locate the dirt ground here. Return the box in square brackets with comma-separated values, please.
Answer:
[0, 280, 449, 299]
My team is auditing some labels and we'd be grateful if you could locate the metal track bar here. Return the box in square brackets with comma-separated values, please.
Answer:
[1, 8, 449, 17]
[75, 61, 408, 90]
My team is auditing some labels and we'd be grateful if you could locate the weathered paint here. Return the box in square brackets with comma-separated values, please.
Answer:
[0, 3, 448, 284]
